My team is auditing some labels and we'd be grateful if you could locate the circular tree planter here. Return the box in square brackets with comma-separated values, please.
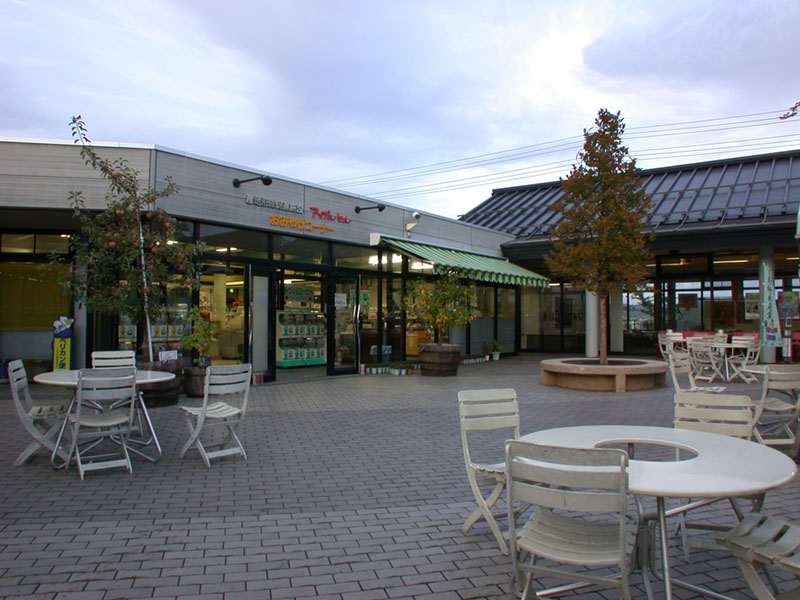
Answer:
[418, 343, 461, 377]
[540, 358, 667, 393]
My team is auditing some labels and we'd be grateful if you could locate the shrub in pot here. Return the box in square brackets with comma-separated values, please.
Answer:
[404, 271, 476, 376]
[182, 307, 216, 396]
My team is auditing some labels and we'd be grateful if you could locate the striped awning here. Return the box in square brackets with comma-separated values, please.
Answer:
[382, 238, 549, 287]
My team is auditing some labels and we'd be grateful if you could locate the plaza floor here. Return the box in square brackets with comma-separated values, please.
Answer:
[1, 353, 798, 599]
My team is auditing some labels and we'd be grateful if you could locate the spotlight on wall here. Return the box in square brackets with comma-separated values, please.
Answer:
[354, 204, 386, 213]
[232, 175, 273, 188]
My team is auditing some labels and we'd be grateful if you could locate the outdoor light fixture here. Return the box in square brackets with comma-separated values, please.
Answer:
[354, 204, 386, 213]
[232, 175, 273, 188]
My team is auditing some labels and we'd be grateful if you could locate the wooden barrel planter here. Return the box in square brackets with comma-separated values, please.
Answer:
[136, 359, 183, 407]
[418, 343, 462, 376]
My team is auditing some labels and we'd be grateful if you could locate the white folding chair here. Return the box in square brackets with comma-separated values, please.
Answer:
[458, 388, 519, 554]
[91, 350, 162, 461]
[714, 513, 800, 600]
[752, 365, 800, 452]
[54, 367, 138, 479]
[728, 335, 760, 384]
[687, 336, 725, 384]
[672, 391, 760, 560]
[506, 440, 636, 599]
[180, 364, 252, 468]
[668, 351, 726, 393]
[7, 359, 71, 466]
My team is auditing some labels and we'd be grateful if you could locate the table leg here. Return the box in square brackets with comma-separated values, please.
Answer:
[657, 497, 673, 598]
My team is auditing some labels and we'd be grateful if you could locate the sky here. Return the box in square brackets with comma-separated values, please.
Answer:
[3, 0, 800, 218]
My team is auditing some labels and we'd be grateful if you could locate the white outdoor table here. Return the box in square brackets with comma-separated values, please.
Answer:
[34, 369, 175, 463]
[34, 369, 175, 387]
[520, 425, 796, 599]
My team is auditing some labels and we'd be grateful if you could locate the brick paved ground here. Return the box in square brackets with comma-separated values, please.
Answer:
[1, 354, 798, 599]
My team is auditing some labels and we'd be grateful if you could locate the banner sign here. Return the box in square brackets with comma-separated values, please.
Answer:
[760, 258, 781, 346]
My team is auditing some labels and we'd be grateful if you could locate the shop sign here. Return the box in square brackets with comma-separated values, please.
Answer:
[269, 214, 335, 234]
[309, 206, 351, 224]
[245, 194, 303, 215]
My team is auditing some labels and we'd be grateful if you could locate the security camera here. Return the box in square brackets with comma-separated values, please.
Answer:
[412, 211, 421, 220]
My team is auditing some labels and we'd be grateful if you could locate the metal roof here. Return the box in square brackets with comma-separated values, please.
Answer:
[459, 150, 800, 240]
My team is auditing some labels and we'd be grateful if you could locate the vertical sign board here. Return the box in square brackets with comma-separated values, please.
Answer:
[760, 258, 781, 347]
[52, 316, 74, 370]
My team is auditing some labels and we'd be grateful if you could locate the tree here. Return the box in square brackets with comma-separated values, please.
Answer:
[545, 109, 653, 364]
[56, 116, 202, 361]
[404, 271, 476, 341]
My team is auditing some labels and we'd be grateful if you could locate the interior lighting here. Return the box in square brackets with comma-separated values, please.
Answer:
[713, 259, 750, 264]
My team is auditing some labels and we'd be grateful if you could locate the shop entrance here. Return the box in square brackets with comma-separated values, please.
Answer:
[275, 270, 326, 382]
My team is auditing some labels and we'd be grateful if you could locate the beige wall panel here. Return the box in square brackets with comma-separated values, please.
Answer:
[0, 141, 152, 210]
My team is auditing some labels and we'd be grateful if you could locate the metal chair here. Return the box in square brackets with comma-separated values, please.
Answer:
[54, 367, 138, 479]
[91, 350, 162, 461]
[180, 364, 252, 468]
[668, 351, 726, 393]
[714, 513, 800, 599]
[672, 391, 760, 560]
[687, 336, 725, 384]
[505, 440, 635, 599]
[751, 365, 800, 454]
[7, 359, 70, 466]
[457, 388, 519, 554]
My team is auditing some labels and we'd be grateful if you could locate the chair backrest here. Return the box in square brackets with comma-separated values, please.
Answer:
[458, 389, 519, 468]
[505, 440, 629, 572]
[7, 359, 34, 419]
[674, 391, 754, 439]
[757, 365, 800, 414]
[91, 350, 136, 368]
[668, 351, 695, 392]
[76, 367, 138, 420]
[204, 364, 252, 415]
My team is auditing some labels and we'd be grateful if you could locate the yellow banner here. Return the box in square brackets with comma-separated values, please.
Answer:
[53, 337, 72, 370]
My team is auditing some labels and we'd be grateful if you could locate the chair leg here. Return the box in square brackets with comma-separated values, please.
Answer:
[181, 417, 212, 468]
[126, 399, 162, 462]
[463, 474, 507, 554]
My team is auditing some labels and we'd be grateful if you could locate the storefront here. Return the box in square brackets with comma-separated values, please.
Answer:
[461, 150, 800, 358]
[0, 138, 547, 381]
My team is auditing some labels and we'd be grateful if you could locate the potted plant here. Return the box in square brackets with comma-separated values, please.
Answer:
[404, 271, 476, 376]
[52, 117, 203, 403]
[489, 339, 503, 361]
[182, 307, 216, 396]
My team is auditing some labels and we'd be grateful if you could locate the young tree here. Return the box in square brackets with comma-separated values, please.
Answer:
[58, 116, 202, 361]
[545, 109, 652, 364]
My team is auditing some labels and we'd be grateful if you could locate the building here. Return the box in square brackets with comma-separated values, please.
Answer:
[0, 137, 547, 381]
[460, 150, 800, 359]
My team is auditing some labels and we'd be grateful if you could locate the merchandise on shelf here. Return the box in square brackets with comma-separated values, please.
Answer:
[276, 310, 326, 367]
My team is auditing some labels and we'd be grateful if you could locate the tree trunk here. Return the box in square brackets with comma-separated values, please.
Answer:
[599, 294, 608, 365]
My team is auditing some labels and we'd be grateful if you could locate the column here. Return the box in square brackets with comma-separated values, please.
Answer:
[585, 291, 598, 358]
[760, 246, 778, 363]
[609, 293, 623, 353]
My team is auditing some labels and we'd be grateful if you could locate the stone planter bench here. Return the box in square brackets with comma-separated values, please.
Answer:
[540, 358, 668, 393]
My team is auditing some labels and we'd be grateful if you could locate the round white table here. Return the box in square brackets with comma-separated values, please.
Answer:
[520, 425, 797, 599]
[34, 369, 175, 386]
[34, 369, 175, 463]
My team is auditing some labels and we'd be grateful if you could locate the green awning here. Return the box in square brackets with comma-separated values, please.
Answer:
[382, 238, 549, 287]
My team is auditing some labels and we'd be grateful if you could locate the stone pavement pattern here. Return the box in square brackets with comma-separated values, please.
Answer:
[1, 354, 798, 599]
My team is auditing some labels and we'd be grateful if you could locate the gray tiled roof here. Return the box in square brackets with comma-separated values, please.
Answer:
[460, 150, 800, 239]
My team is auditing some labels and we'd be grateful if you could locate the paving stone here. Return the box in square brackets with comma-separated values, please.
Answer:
[2, 354, 799, 599]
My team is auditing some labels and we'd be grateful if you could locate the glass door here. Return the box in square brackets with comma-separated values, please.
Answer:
[332, 276, 360, 373]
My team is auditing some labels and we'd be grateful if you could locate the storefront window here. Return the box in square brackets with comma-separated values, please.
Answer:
[1, 233, 70, 254]
[333, 244, 378, 270]
[497, 288, 516, 352]
[0, 262, 71, 361]
[198, 224, 267, 260]
[470, 285, 494, 354]
[198, 263, 245, 363]
[520, 286, 542, 350]
[273, 234, 328, 264]
[660, 255, 709, 277]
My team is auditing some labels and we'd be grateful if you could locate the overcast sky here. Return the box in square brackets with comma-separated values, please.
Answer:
[3, 0, 800, 217]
